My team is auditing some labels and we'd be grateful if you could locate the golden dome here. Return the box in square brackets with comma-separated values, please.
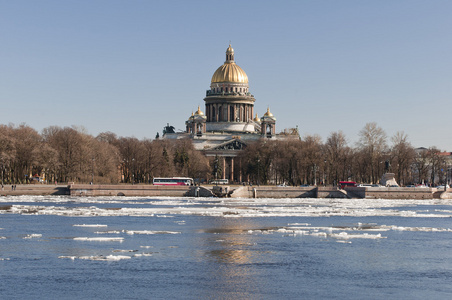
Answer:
[194, 106, 204, 116]
[263, 107, 273, 117]
[211, 45, 249, 84]
[253, 113, 261, 123]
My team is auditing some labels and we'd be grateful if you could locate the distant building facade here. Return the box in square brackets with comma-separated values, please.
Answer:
[164, 45, 299, 182]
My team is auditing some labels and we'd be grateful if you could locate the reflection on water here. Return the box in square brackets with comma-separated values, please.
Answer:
[1, 197, 452, 299]
[201, 218, 259, 264]
[198, 218, 264, 299]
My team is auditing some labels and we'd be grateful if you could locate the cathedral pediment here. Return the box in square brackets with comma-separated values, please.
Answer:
[212, 139, 247, 151]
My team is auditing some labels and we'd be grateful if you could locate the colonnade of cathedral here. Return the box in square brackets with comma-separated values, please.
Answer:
[205, 103, 254, 123]
[222, 157, 244, 183]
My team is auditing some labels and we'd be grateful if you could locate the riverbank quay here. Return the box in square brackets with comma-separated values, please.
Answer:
[66, 184, 452, 199]
[230, 186, 452, 199]
[69, 184, 213, 197]
[0, 184, 69, 196]
[1, 184, 451, 199]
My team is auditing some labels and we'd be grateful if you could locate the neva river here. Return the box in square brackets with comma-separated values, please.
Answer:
[1, 196, 452, 299]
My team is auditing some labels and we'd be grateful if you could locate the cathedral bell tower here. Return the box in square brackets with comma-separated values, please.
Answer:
[185, 106, 207, 137]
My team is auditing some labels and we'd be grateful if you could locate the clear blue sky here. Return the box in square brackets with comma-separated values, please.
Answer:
[1, 0, 451, 150]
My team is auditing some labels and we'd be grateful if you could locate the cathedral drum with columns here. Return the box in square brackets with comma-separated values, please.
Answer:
[164, 45, 298, 182]
[205, 44, 257, 133]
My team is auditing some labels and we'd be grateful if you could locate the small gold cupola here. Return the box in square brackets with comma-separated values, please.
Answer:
[253, 113, 261, 123]
[263, 107, 274, 117]
[225, 44, 234, 63]
[194, 106, 204, 116]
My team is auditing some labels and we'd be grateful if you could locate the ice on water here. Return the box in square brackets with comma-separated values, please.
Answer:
[59, 255, 132, 261]
[73, 224, 108, 227]
[23, 233, 42, 239]
[2, 196, 452, 247]
[74, 237, 124, 242]
[2, 196, 452, 219]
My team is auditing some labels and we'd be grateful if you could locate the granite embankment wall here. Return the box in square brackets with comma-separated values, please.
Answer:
[230, 186, 451, 199]
[69, 184, 214, 197]
[0, 184, 69, 196]
[1, 184, 450, 199]
[346, 187, 452, 199]
[231, 186, 318, 198]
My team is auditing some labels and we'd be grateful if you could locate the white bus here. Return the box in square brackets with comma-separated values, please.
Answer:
[209, 179, 229, 185]
[153, 177, 194, 186]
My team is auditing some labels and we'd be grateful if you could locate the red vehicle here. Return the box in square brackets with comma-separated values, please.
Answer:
[153, 177, 193, 186]
[339, 181, 357, 189]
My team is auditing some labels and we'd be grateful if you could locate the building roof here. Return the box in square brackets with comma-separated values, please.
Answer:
[211, 45, 249, 84]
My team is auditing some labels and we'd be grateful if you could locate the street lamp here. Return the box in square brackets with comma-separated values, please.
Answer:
[257, 158, 260, 186]
[132, 158, 135, 185]
[91, 158, 95, 184]
[1, 157, 3, 187]
[314, 164, 317, 186]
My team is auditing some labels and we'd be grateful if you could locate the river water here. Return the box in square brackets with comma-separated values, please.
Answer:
[1, 196, 452, 299]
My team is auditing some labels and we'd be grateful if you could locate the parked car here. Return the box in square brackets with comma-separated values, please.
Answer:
[436, 185, 450, 189]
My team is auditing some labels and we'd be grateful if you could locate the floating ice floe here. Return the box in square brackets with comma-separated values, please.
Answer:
[124, 230, 180, 235]
[329, 232, 385, 240]
[23, 234, 42, 239]
[73, 237, 124, 242]
[133, 253, 153, 257]
[247, 222, 452, 242]
[59, 255, 131, 261]
[73, 224, 108, 227]
[2, 196, 452, 218]
[388, 226, 452, 232]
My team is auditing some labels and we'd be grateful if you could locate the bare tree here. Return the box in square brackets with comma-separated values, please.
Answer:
[426, 147, 444, 185]
[324, 131, 349, 185]
[357, 122, 388, 183]
[11, 124, 41, 183]
[300, 135, 322, 185]
[116, 137, 145, 183]
[0, 125, 16, 184]
[390, 131, 415, 186]
[412, 148, 430, 185]
[42, 126, 87, 183]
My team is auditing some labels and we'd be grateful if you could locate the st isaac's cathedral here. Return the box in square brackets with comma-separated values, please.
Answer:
[164, 45, 299, 182]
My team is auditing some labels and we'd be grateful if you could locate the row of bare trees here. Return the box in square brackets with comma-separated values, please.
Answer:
[0, 122, 449, 186]
[239, 122, 450, 186]
[0, 124, 211, 185]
